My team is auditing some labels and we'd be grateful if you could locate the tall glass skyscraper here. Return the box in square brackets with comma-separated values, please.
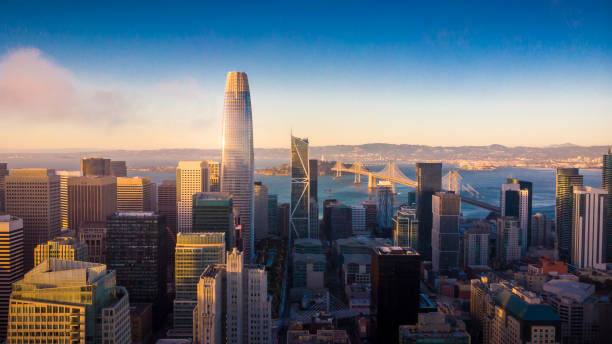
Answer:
[221, 72, 254, 260]
[603, 148, 612, 262]
[555, 168, 583, 261]
[290, 135, 310, 239]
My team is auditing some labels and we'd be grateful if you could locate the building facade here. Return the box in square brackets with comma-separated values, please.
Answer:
[80, 157, 111, 176]
[267, 194, 278, 236]
[463, 227, 490, 268]
[571, 186, 607, 269]
[0, 163, 8, 213]
[177, 160, 210, 233]
[34, 234, 88, 266]
[290, 135, 310, 239]
[78, 221, 107, 263]
[532, 213, 555, 248]
[117, 176, 155, 212]
[376, 181, 394, 229]
[192, 192, 234, 250]
[254, 181, 269, 242]
[496, 217, 522, 265]
[602, 147, 612, 262]
[432, 191, 461, 273]
[415, 162, 442, 260]
[68, 176, 117, 236]
[393, 205, 418, 249]
[556, 168, 583, 261]
[56, 170, 81, 229]
[501, 180, 530, 252]
[351, 205, 367, 236]
[0, 215, 23, 340]
[110, 160, 127, 177]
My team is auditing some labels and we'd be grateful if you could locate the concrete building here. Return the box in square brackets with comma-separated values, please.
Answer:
[34, 234, 88, 266]
[351, 205, 366, 236]
[177, 160, 209, 232]
[68, 176, 117, 236]
[78, 221, 106, 263]
[463, 226, 490, 268]
[158, 180, 178, 234]
[293, 253, 326, 289]
[0, 215, 23, 339]
[268, 194, 278, 236]
[192, 192, 234, 250]
[393, 205, 418, 249]
[117, 176, 155, 212]
[0, 163, 8, 213]
[532, 212, 555, 248]
[5, 168, 61, 270]
[399, 312, 470, 344]
[556, 168, 583, 261]
[254, 181, 269, 242]
[432, 191, 461, 273]
[572, 186, 608, 269]
[501, 180, 530, 252]
[193, 265, 225, 344]
[415, 162, 442, 261]
[246, 265, 272, 344]
[7, 259, 131, 343]
[496, 216, 522, 265]
[322, 200, 352, 241]
[110, 160, 127, 177]
[56, 170, 81, 229]
[376, 181, 394, 229]
[80, 157, 111, 176]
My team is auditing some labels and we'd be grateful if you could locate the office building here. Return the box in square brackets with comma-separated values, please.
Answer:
[290, 135, 311, 239]
[277, 203, 290, 238]
[362, 200, 377, 233]
[158, 180, 178, 233]
[432, 191, 460, 273]
[572, 186, 607, 269]
[268, 194, 278, 236]
[293, 252, 326, 289]
[5, 168, 61, 270]
[177, 160, 210, 233]
[532, 213, 555, 248]
[463, 226, 490, 268]
[81, 157, 111, 176]
[371, 246, 421, 343]
[110, 160, 127, 177]
[286, 330, 350, 344]
[106, 212, 167, 319]
[254, 181, 269, 242]
[501, 179, 531, 252]
[130, 303, 153, 344]
[68, 176, 117, 235]
[34, 234, 88, 266]
[246, 265, 272, 344]
[603, 147, 612, 262]
[226, 248, 244, 344]
[415, 162, 442, 260]
[192, 192, 234, 250]
[393, 205, 418, 249]
[117, 176, 155, 212]
[221, 72, 254, 259]
[193, 265, 225, 344]
[496, 217, 522, 265]
[0, 215, 23, 339]
[556, 168, 583, 261]
[399, 312, 470, 344]
[78, 221, 106, 263]
[376, 181, 394, 229]
[7, 259, 131, 343]
[174, 232, 225, 331]
[207, 160, 221, 192]
[56, 170, 81, 229]
[309, 159, 319, 239]
[322, 200, 352, 241]
[351, 205, 367, 236]
[0, 163, 8, 213]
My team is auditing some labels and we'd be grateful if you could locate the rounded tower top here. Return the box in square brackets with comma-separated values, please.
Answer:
[225, 71, 250, 93]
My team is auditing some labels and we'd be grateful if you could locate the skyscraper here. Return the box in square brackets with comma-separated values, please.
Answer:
[0, 215, 23, 339]
[226, 248, 244, 344]
[351, 205, 367, 236]
[5, 168, 61, 270]
[193, 265, 225, 344]
[322, 200, 352, 241]
[78, 221, 106, 263]
[432, 191, 461, 273]
[532, 213, 554, 248]
[290, 135, 310, 239]
[177, 160, 210, 233]
[158, 180, 178, 234]
[110, 160, 127, 177]
[501, 179, 531, 252]
[393, 205, 418, 249]
[496, 216, 522, 265]
[254, 181, 269, 242]
[192, 192, 235, 250]
[80, 157, 111, 176]
[268, 194, 278, 236]
[34, 234, 88, 266]
[572, 186, 607, 269]
[362, 200, 377, 233]
[309, 159, 319, 238]
[207, 160, 221, 192]
[0, 163, 8, 213]
[117, 176, 155, 212]
[555, 168, 583, 261]
[221, 72, 254, 260]
[376, 181, 394, 229]
[56, 170, 81, 229]
[415, 162, 442, 260]
[68, 176, 117, 235]
[463, 226, 490, 268]
[602, 147, 612, 262]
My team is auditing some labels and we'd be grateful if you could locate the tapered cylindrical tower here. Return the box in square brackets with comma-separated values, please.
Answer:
[221, 72, 254, 260]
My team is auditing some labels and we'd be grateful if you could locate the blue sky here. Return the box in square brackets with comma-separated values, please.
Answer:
[1, 1, 611, 149]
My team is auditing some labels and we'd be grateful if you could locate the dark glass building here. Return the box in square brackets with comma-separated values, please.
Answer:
[268, 194, 278, 236]
[309, 159, 319, 239]
[555, 168, 583, 261]
[415, 162, 442, 260]
[322, 200, 352, 241]
[192, 192, 234, 250]
[507, 178, 533, 247]
[603, 148, 612, 262]
[110, 160, 127, 177]
[277, 203, 290, 238]
[362, 200, 377, 233]
[80, 157, 111, 176]
[371, 246, 421, 343]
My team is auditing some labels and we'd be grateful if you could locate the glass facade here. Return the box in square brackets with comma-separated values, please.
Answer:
[393, 206, 418, 249]
[555, 168, 583, 261]
[290, 136, 310, 239]
[221, 72, 254, 260]
[415, 162, 442, 261]
[603, 148, 612, 262]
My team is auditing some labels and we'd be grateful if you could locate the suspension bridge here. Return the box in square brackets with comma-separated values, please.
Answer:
[331, 160, 500, 213]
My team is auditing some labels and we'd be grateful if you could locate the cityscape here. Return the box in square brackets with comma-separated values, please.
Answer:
[1, 2, 611, 344]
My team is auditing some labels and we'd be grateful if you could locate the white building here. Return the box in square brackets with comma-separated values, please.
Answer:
[572, 186, 607, 269]
[501, 183, 529, 252]
[193, 265, 225, 344]
[56, 170, 81, 229]
[177, 161, 209, 232]
[0, 215, 23, 339]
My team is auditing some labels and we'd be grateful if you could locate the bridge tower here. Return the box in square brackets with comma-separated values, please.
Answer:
[353, 161, 362, 184]
[444, 170, 462, 195]
[368, 172, 376, 189]
[334, 160, 342, 178]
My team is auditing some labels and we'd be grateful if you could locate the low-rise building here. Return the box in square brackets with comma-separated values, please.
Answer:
[399, 312, 470, 344]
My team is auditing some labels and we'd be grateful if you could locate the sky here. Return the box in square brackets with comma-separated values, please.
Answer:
[0, 0, 611, 150]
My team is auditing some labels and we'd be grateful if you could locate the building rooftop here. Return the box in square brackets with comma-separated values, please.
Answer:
[495, 289, 560, 322]
[542, 279, 595, 303]
[114, 211, 156, 217]
[194, 191, 231, 201]
[294, 253, 326, 264]
[23, 259, 108, 286]
[342, 254, 370, 265]
[374, 246, 420, 256]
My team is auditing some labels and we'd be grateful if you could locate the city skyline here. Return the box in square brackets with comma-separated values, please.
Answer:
[1, 1, 611, 150]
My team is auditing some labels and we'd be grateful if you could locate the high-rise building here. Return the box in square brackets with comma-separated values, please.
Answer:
[351, 205, 367, 236]
[80, 157, 111, 176]
[192, 192, 234, 250]
[226, 248, 243, 344]
[399, 312, 470, 344]
[496, 217, 522, 265]
[34, 234, 88, 266]
[7, 259, 131, 343]
[158, 180, 178, 234]
[415, 162, 442, 260]
[0, 215, 23, 339]
[532, 213, 555, 248]
[362, 200, 377, 233]
[0, 163, 8, 213]
[432, 191, 460, 273]
[177, 160, 210, 233]
[309, 159, 319, 239]
[277, 203, 290, 238]
[78, 221, 106, 263]
[106, 212, 167, 319]
[254, 182, 269, 242]
[68, 176, 117, 236]
[56, 170, 81, 229]
[268, 194, 278, 236]
[246, 265, 272, 344]
[507, 179, 533, 245]
[602, 147, 612, 262]
[293, 239, 325, 289]
[322, 200, 352, 241]
[221, 72, 254, 260]
[207, 160, 221, 192]
[117, 176, 155, 212]
[571, 186, 607, 269]
[290, 135, 310, 239]
[371, 246, 421, 343]
[501, 180, 530, 252]
[376, 181, 394, 229]
[174, 232, 225, 332]
[193, 265, 225, 344]
[110, 160, 127, 177]
[463, 226, 490, 268]
[5, 168, 61, 270]
[393, 205, 418, 249]
[555, 168, 583, 261]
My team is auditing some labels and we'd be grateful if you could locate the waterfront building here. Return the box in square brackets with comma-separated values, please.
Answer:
[80, 157, 111, 176]
[192, 192, 234, 250]
[221, 72, 254, 260]
[415, 162, 442, 260]
[0, 163, 8, 213]
[432, 191, 460, 273]
[556, 168, 583, 261]
[532, 213, 555, 248]
[399, 312, 470, 344]
[68, 176, 117, 235]
[0, 215, 23, 339]
[371, 246, 421, 343]
[56, 170, 81, 229]
[603, 147, 612, 262]
[393, 205, 418, 249]
[78, 221, 106, 263]
[362, 200, 377, 233]
[177, 160, 209, 233]
[290, 135, 310, 239]
[110, 160, 127, 177]
[267, 194, 278, 236]
[5, 168, 61, 270]
[351, 205, 367, 236]
[463, 226, 490, 268]
[174, 232, 225, 332]
[496, 217, 522, 265]
[501, 180, 530, 252]
[376, 180, 394, 229]
[322, 200, 352, 241]
[571, 186, 607, 269]
[7, 259, 131, 343]
[117, 176, 155, 212]
[254, 181, 269, 242]
[106, 212, 167, 319]
[34, 234, 87, 266]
